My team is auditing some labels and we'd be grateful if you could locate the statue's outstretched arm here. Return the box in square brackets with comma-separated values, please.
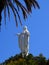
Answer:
[16, 33, 20, 36]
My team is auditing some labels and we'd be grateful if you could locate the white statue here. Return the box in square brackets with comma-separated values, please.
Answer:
[17, 26, 30, 57]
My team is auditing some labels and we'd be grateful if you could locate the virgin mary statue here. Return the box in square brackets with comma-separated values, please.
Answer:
[17, 26, 30, 57]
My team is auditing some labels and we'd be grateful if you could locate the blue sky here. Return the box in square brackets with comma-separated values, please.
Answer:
[0, 0, 49, 63]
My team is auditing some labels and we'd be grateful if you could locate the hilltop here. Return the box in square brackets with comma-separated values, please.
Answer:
[0, 53, 49, 65]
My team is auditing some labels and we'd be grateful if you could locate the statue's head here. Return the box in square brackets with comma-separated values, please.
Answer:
[23, 26, 27, 30]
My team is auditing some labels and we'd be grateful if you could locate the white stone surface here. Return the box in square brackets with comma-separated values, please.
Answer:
[17, 26, 30, 57]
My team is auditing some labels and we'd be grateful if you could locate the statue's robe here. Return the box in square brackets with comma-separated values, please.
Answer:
[17, 29, 30, 56]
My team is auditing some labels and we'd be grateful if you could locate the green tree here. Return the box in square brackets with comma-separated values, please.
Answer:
[46, 59, 49, 65]
[0, 0, 40, 28]
[35, 54, 46, 65]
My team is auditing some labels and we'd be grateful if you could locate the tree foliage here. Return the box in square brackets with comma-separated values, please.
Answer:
[0, 53, 49, 65]
[0, 0, 40, 28]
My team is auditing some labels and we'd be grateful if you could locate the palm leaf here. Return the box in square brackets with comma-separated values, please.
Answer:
[6, 1, 10, 21]
[24, 0, 40, 11]
[0, 0, 40, 29]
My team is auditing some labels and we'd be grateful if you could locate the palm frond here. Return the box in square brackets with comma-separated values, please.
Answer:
[9, 0, 22, 26]
[4, 5, 6, 25]
[14, 0, 29, 19]
[0, 0, 40, 29]
[6, 1, 10, 20]
[24, 0, 40, 12]
[9, 1, 18, 26]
